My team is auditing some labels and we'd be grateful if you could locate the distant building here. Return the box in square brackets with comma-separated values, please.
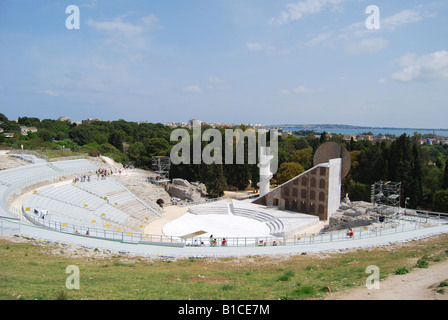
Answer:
[343, 134, 357, 142]
[281, 131, 292, 137]
[82, 118, 99, 124]
[58, 116, 72, 123]
[19, 126, 38, 136]
[188, 119, 199, 129]
[356, 134, 373, 141]
[165, 122, 188, 128]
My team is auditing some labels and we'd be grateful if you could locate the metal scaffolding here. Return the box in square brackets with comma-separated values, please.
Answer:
[371, 180, 402, 210]
[151, 156, 171, 182]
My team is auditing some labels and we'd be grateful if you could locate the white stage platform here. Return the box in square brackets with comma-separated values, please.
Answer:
[162, 199, 321, 239]
[162, 213, 271, 239]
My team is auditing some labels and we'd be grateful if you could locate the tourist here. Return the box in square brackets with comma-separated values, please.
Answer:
[221, 238, 227, 247]
[347, 228, 354, 238]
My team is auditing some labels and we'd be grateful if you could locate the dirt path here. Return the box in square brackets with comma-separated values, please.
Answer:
[326, 259, 448, 300]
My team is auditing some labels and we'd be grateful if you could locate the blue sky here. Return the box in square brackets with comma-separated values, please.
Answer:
[0, 0, 447, 128]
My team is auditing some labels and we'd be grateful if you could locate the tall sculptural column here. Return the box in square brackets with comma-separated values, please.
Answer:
[258, 147, 273, 198]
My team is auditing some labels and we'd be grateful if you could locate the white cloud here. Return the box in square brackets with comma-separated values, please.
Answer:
[268, 0, 345, 25]
[246, 42, 264, 51]
[207, 76, 231, 91]
[87, 14, 160, 40]
[87, 17, 143, 37]
[345, 37, 389, 54]
[294, 85, 314, 94]
[80, 1, 98, 9]
[382, 9, 423, 30]
[308, 32, 333, 46]
[280, 85, 323, 95]
[208, 76, 226, 83]
[392, 50, 448, 82]
[246, 42, 291, 56]
[307, 7, 434, 54]
[182, 85, 202, 93]
[86, 14, 161, 55]
[39, 90, 58, 96]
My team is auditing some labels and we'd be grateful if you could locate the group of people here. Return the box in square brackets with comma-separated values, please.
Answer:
[73, 174, 91, 183]
[209, 235, 227, 247]
[34, 208, 49, 220]
[258, 240, 280, 246]
[96, 168, 115, 180]
[187, 237, 284, 247]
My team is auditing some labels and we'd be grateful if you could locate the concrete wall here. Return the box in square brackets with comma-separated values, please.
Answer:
[253, 159, 343, 221]
[327, 158, 342, 220]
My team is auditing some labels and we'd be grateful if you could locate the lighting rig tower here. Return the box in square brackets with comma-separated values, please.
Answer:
[371, 180, 402, 213]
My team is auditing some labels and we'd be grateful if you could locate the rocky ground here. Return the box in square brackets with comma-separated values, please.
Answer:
[0, 150, 31, 170]
[328, 197, 400, 231]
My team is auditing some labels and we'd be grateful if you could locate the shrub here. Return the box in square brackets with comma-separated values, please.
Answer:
[416, 258, 429, 269]
[277, 270, 295, 282]
[221, 284, 236, 291]
[395, 267, 409, 275]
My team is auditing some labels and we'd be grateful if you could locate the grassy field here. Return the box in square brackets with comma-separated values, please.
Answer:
[0, 234, 447, 300]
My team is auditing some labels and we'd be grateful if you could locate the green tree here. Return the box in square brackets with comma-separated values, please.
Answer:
[128, 142, 145, 162]
[319, 131, 328, 144]
[275, 162, 304, 185]
[249, 164, 260, 191]
[146, 138, 171, 156]
[290, 147, 313, 170]
[0, 113, 8, 123]
[225, 164, 250, 190]
[433, 190, 448, 212]
[108, 130, 126, 151]
[18, 117, 40, 127]
[202, 164, 227, 198]
[443, 159, 448, 190]
[38, 128, 53, 142]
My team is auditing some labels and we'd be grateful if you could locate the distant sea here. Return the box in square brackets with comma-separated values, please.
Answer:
[269, 125, 448, 137]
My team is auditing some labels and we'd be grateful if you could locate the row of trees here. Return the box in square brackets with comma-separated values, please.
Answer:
[1, 114, 447, 212]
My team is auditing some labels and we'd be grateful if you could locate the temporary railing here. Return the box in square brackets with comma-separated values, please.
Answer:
[290, 216, 445, 246]
[8, 207, 446, 249]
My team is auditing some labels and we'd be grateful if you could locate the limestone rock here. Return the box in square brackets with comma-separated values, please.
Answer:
[168, 179, 207, 202]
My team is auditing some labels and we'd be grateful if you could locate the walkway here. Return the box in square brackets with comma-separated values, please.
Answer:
[3, 217, 448, 258]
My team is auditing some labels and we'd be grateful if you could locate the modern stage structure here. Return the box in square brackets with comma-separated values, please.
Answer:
[253, 142, 351, 221]
[257, 147, 274, 198]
